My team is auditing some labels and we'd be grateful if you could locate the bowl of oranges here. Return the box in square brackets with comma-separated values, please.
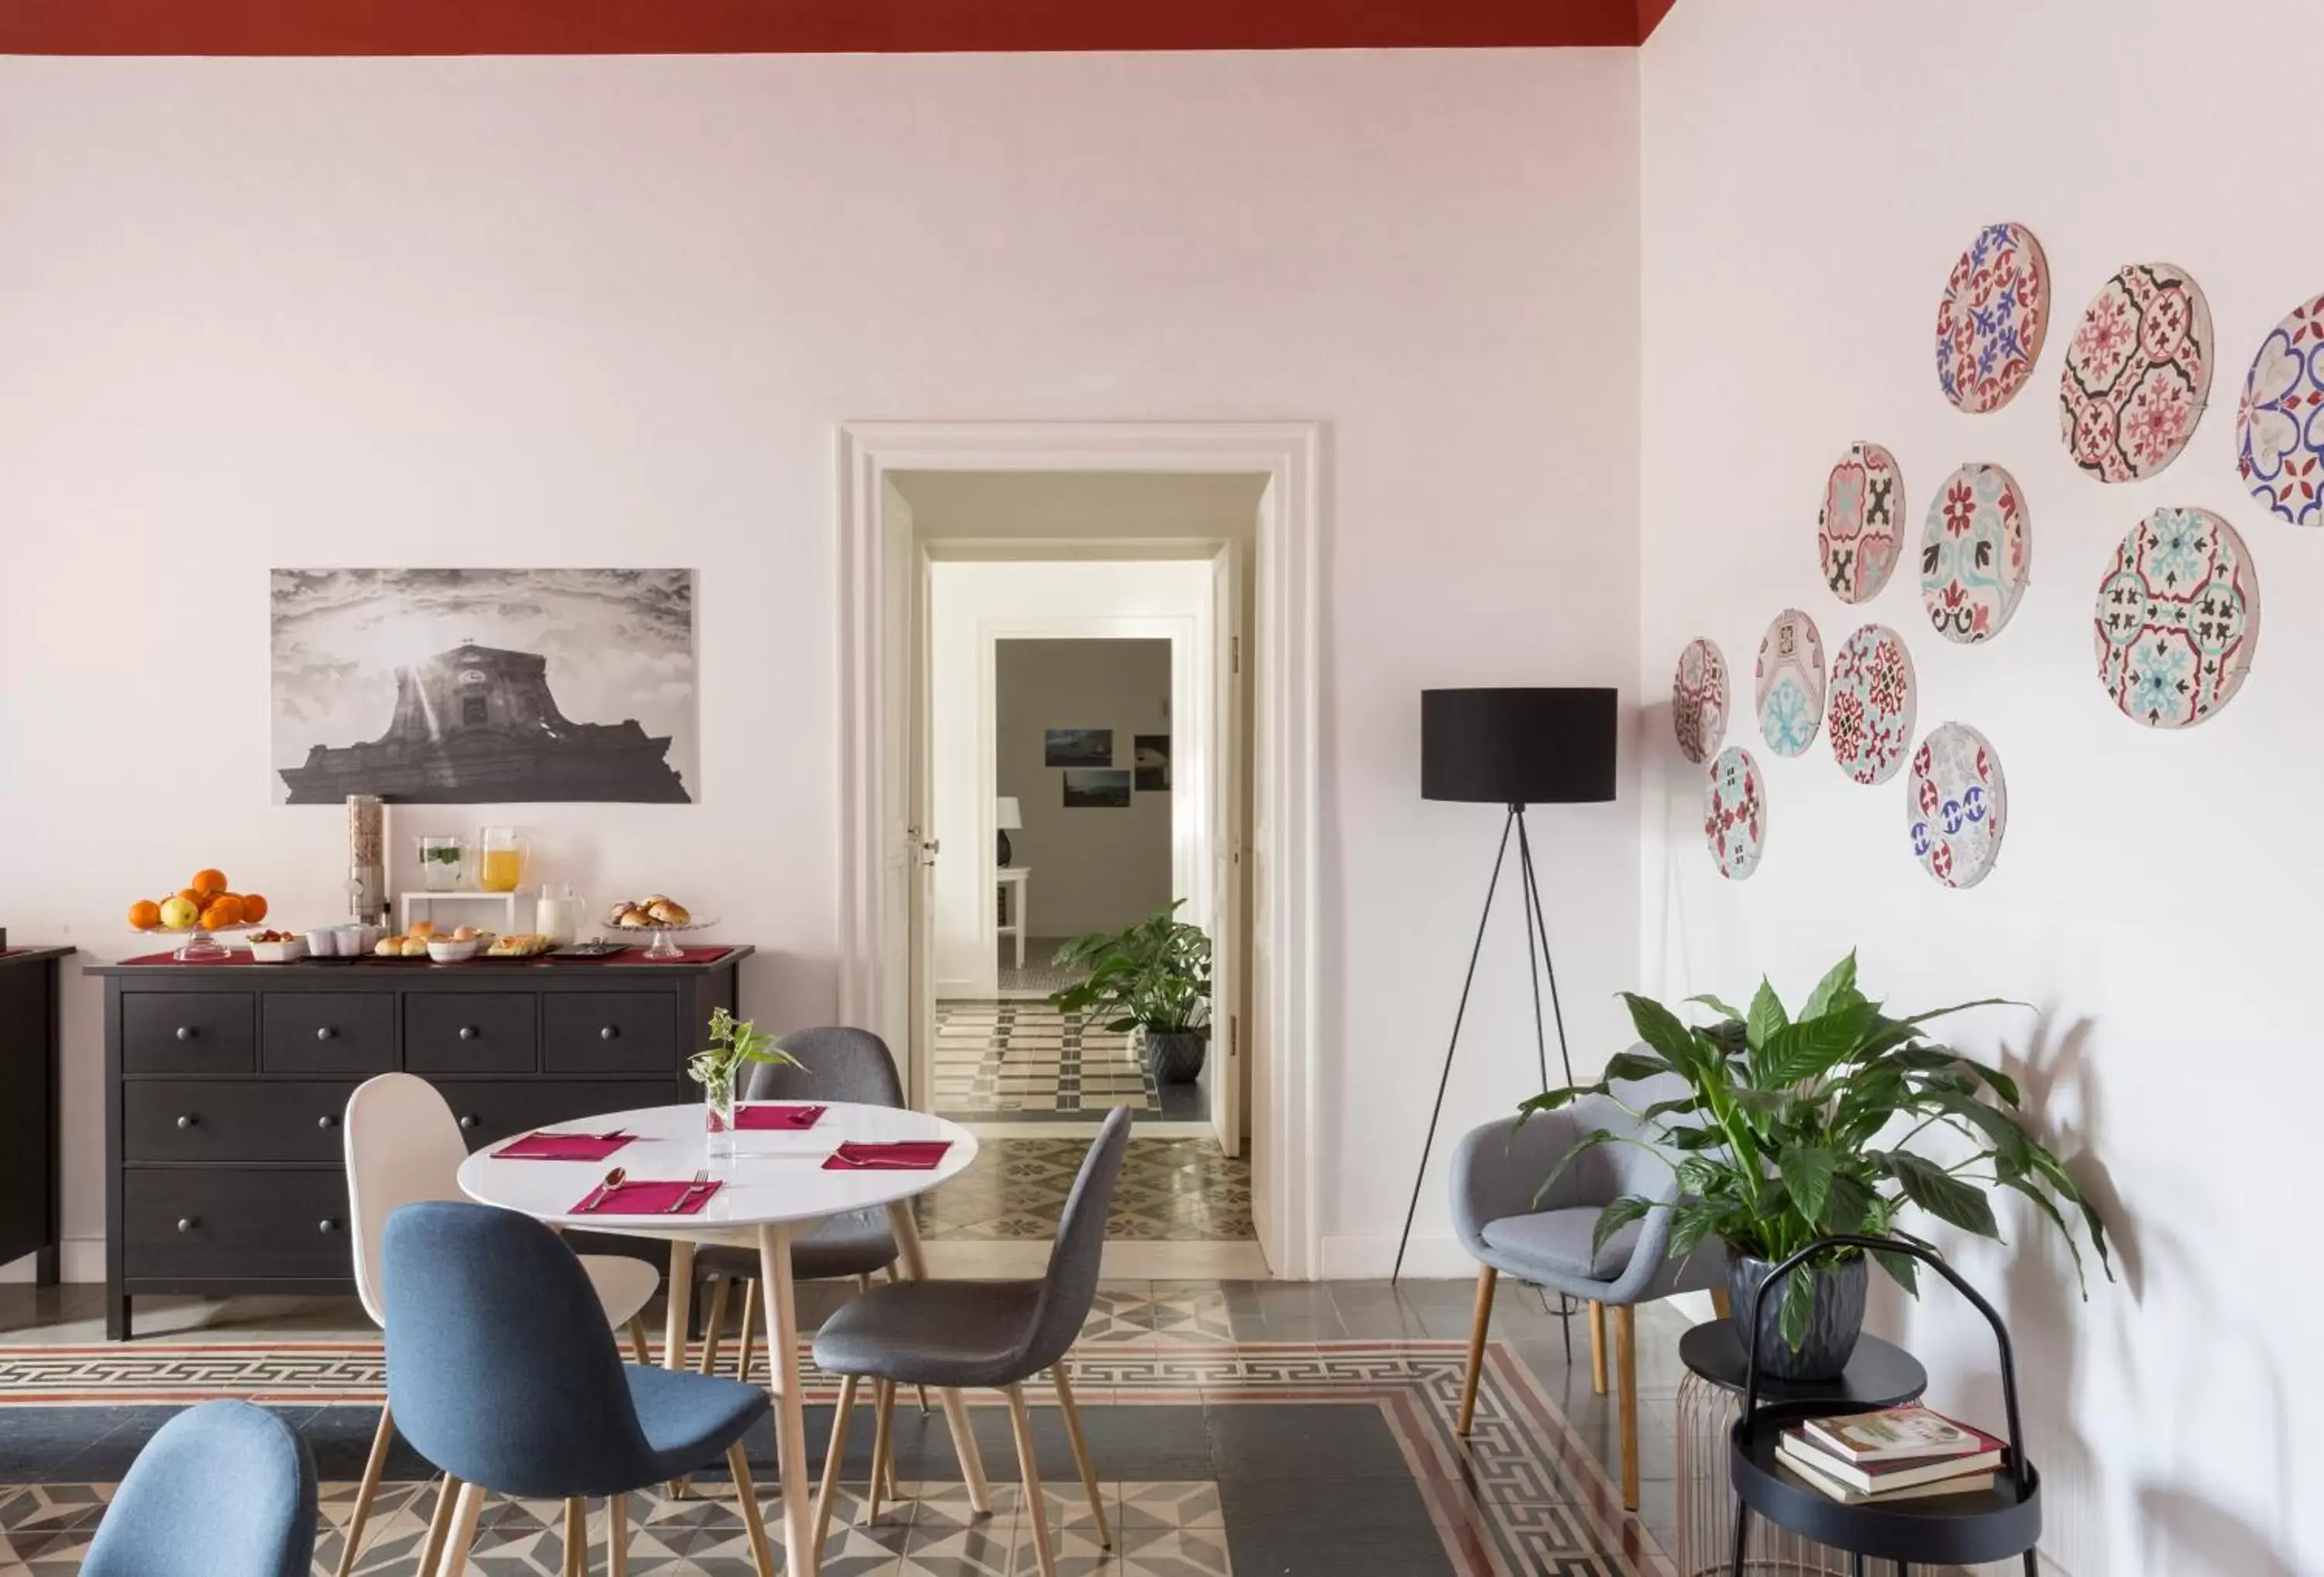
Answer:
[129, 870, 271, 963]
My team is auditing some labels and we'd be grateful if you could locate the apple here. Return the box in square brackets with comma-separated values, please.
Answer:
[157, 895, 200, 932]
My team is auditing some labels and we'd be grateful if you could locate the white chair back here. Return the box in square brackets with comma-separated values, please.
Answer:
[344, 1073, 472, 1329]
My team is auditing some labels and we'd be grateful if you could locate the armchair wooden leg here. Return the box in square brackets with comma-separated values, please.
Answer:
[335, 1401, 395, 1577]
[1710, 1285, 1732, 1320]
[1457, 1265, 1495, 1436]
[1005, 1383, 1057, 1577]
[434, 1481, 486, 1577]
[1053, 1364, 1112, 1550]
[1614, 1304, 1640, 1511]
[606, 1493, 628, 1577]
[868, 1379, 897, 1520]
[734, 1276, 760, 1386]
[415, 1474, 463, 1577]
[562, 1497, 586, 1577]
[813, 1373, 860, 1571]
[726, 1441, 776, 1577]
[696, 1275, 733, 1376]
[1588, 1301, 1608, 1396]
[626, 1314, 651, 1366]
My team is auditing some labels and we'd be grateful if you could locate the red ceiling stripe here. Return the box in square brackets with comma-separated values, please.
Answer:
[0, 0, 1668, 56]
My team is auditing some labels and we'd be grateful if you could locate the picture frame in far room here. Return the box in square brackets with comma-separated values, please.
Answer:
[1044, 727, 1113, 768]
[1134, 734, 1171, 791]
[1062, 769, 1132, 808]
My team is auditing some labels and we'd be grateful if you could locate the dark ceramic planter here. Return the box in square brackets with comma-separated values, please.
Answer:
[1726, 1251, 1868, 1383]
[1145, 1029, 1208, 1084]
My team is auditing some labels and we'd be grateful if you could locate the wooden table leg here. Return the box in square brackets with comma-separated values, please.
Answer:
[757, 1222, 816, 1575]
[884, 1198, 992, 1514]
[662, 1239, 696, 1371]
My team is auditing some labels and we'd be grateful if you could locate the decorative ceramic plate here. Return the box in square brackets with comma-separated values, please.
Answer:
[2236, 291, 2324, 527]
[1673, 638, 1728, 764]
[1920, 462, 2031, 644]
[1827, 624, 1916, 785]
[1935, 222, 2051, 414]
[1755, 609, 1826, 758]
[2061, 263, 2213, 481]
[1909, 723, 2008, 889]
[2094, 507, 2261, 727]
[1705, 746, 1765, 881]
[1818, 442, 1906, 603]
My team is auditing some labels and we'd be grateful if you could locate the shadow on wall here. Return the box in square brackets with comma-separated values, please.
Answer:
[2135, 1487, 2304, 1576]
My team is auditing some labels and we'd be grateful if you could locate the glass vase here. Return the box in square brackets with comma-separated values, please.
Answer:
[703, 1062, 739, 1159]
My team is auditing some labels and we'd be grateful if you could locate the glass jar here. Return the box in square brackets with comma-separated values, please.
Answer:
[537, 883, 584, 947]
[703, 1060, 739, 1159]
[476, 826, 524, 893]
[418, 835, 466, 892]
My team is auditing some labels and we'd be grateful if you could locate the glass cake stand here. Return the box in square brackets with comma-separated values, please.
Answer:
[607, 919, 720, 961]
[133, 920, 259, 964]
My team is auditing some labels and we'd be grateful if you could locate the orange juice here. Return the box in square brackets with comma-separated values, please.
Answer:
[479, 848, 523, 892]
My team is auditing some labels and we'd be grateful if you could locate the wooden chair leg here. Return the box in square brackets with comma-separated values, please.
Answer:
[1053, 1365, 1111, 1551]
[415, 1473, 463, 1577]
[734, 1276, 760, 1386]
[726, 1442, 776, 1577]
[1005, 1383, 1057, 1577]
[1457, 1265, 1495, 1436]
[1614, 1304, 1640, 1511]
[696, 1275, 733, 1376]
[605, 1493, 628, 1577]
[435, 1481, 486, 1577]
[868, 1379, 897, 1520]
[562, 1497, 586, 1577]
[1588, 1300, 1608, 1395]
[813, 1373, 860, 1570]
[335, 1402, 396, 1577]
[626, 1314, 651, 1366]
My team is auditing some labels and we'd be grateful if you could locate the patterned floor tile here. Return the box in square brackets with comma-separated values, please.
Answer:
[932, 1000, 1153, 1118]
[916, 1141, 1253, 1244]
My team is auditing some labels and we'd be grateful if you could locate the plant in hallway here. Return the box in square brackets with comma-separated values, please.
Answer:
[1050, 901, 1214, 1084]
[689, 1007, 799, 1146]
[1521, 951, 2111, 1381]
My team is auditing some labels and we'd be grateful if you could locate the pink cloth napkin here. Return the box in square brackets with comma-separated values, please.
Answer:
[821, 1140, 952, 1172]
[496, 1131, 634, 1161]
[734, 1104, 826, 1131]
[571, 1178, 724, 1215]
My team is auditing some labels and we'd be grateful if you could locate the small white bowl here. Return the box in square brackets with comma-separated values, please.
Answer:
[250, 937, 309, 964]
[304, 928, 342, 957]
[426, 937, 481, 964]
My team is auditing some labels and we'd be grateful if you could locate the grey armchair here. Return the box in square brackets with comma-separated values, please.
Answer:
[1449, 1064, 1727, 1510]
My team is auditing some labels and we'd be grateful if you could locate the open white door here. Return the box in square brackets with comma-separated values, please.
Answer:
[1207, 541, 1244, 1159]
[909, 546, 938, 1110]
[879, 479, 938, 1109]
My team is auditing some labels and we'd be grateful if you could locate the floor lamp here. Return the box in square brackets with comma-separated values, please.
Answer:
[1394, 686, 1618, 1286]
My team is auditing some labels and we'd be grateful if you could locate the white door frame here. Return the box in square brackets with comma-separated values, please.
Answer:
[835, 421, 1322, 1280]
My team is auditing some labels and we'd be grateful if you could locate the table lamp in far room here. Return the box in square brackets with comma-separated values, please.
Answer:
[995, 796, 1023, 868]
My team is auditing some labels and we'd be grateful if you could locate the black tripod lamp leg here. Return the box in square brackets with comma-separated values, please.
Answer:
[1514, 811, 1576, 1091]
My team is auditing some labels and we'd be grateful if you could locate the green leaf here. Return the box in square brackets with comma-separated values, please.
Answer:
[1746, 979, 1789, 1053]
[1777, 1146, 1839, 1225]
[1518, 1083, 1604, 1118]
[1686, 993, 1746, 1021]
[1621, 992, 1706, 1077]
[1601, 1050, 1675, 1086]
[1668, 1199, 1728, 1259]
[1997, 1171, 2088, 1295]
[1758, 1001, 1881, 1086]
[1590, 1195, 1656, 1258]
[1799, 953, 1859, 1022]
[1780, 1264, 1815, 1352]
[1872, 1246, 1920, 1296]
[1882, 1152, 2000, 1239]
[1817, 1170, 1877, 1235]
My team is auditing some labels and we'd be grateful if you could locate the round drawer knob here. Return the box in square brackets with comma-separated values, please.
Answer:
[176, 1218, 196, 1233]
[175, 1026, 196, 1042]
[459, 1115, 479, 1130]
[315, 1026, 336, 1042]
[318, 1218, 339, 1234]
[316, 1114, 337, 1129]
[458, 1026, 478, 1041]
[175, 1114, 197, 1129]
[600, 1026, 619, 1041]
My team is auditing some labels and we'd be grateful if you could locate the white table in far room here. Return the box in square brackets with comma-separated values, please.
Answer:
[996, 865, 1031, 971]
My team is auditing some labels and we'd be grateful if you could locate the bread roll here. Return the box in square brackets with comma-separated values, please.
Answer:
[647, 899, 692, 926]
[374, 937, 403, 957]
[399, 936, 429, 957]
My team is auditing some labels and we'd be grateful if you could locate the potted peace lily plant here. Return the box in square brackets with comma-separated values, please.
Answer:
[689, 1007, 798, 1151]
[1050, 902, 1213, 1084]
[1523, 952, 2111, 1380]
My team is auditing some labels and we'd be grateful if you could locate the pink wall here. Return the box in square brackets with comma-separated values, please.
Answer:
[0, 49, 1642, 1279]
[1642, 2, 2324, 1570]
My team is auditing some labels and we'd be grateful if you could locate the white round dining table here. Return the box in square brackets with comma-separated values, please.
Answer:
[456, 1100, 985, 1577]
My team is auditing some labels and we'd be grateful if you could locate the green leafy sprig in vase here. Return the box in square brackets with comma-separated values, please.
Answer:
[690, 1007, 799, 1143]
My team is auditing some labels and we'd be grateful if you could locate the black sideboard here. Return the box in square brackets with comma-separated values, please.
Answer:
[88, 947, 750, 1339]
[0, 947, 75, 1285]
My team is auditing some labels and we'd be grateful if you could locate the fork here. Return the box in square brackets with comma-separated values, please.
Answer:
[666, 1167, 711, 1213]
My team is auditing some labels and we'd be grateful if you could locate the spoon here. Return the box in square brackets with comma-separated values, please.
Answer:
[667, 1168, 711, 1214]
[578, 1166, 627, 1213]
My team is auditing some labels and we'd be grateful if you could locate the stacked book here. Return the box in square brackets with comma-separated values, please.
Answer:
[1778, 1406, 2005, 1505]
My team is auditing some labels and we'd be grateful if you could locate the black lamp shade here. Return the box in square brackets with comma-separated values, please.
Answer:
[1422, 687, 1617, 805]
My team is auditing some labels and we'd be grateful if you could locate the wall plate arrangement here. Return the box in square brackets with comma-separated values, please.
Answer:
[1920, 462, 2031, 644]
[1705, 744, 1765, 881]
[2061, 262, 2214, 481]
[1935, 222, 2051, 414]
[1818, 441, 1906, 603]
[1908, 722, 2008, 889]
[2236, 291, 2324, 527]
[1827, 624, 1917, 785]
[1673, 637, 1729, 764]
[1755, 608, 1827, 757]
[2094, 506, 2262, 728]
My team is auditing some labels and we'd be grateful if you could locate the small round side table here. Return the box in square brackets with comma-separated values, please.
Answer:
[1675, 1321, 1927, 1576]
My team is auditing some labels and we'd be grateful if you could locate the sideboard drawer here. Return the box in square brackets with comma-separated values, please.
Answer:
[405, 992, 537, 1074]
[122, 992, 256, 1076]
[436, 1080, 677, 1150]
[123, 1081, 356, 1163]
[261, 993, 395, 1076]
[544, 992, 679, 1074]
[122, 1168, 352, 1279]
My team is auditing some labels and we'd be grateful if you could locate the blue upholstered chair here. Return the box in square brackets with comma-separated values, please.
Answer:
[81, 1400, 317, 1577]
[810, 1105, 1133, 1577]
[1449, 1064, 1728, 1510]
[383, 1200, 778, 1577]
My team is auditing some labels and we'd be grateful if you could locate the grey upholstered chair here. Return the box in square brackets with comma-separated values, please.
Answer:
[810, 1105, 1133, 1577]
[1449, 1064, 1727, 1510]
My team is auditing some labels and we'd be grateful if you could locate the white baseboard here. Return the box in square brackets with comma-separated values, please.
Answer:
[0, 1236, 105, 1284]
[1318, 1233, 1475, 1281]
